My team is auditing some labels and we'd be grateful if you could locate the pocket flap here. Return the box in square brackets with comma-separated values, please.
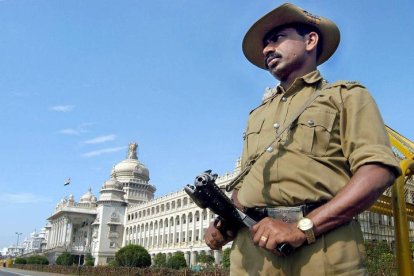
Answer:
[296, 110, 336, 132]
[246, 118, 265, 135]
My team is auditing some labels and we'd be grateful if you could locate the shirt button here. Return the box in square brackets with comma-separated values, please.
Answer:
[266, 147, 273, 153]
[273, 123, 280, 129]
[281, 97, 287, 102]
[307, 120, 315, 126]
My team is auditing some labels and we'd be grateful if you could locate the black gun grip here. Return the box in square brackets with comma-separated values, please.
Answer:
[276, 242, 294, 256]
[213, 217, 237, 239]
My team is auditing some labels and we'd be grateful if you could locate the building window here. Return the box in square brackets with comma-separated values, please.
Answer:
[109, 225, 117, 232]
[109, 242, 116, 248]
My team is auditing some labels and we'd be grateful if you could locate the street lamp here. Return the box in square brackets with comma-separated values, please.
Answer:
[15, 232, 22, 256]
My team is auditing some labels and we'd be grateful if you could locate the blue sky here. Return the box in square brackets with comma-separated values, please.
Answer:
[0, 0, 413, 249]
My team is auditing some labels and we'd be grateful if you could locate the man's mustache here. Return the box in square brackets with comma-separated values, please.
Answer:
[264, 52, 282, 69]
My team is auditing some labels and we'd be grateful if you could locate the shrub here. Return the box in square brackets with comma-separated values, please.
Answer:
[107, 259, 117, 267]
[196, 251, 215, 266]
[26, 255, 49, 265]
[222, 248, 231, 268]
[84, 253, 94, 266]
[152, 252, 167, 268]
[14, 257, 27, 264]
[56, 252, 74, 266]
[166, 251, 187, 270]
[365, 240, 397, 275]
[115, 244, 151, 268]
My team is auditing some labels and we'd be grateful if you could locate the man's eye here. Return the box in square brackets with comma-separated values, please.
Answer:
[265, 34, 284, 45]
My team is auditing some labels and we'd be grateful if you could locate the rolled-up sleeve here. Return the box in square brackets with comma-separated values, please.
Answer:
[340, 86, 401, 176]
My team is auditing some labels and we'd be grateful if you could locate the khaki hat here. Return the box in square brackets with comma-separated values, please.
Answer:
[242, 3, 340, 69]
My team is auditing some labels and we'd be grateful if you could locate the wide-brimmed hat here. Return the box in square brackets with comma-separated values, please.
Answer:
[242, 3, 340, 69]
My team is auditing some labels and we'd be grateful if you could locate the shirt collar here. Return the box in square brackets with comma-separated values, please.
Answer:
[276, 70, 323, 95]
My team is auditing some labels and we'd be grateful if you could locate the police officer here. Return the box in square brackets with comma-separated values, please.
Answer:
[204, 3, 401, 275]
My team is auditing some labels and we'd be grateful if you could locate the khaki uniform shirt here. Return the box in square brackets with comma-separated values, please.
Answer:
[237, 70, 400, 208]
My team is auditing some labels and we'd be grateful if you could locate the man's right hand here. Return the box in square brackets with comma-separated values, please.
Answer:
[204, 218, 235, 250]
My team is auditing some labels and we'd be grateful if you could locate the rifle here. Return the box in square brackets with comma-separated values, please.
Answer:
[184, 170, 294, 256]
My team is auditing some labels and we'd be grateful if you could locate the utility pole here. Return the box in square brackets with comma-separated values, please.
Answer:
[15, 232, 22, 256]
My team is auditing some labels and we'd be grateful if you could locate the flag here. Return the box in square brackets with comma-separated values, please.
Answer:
[64, 178, 71, 186]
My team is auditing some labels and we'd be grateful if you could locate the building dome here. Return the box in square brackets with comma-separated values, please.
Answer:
[113, 143, 150, 181]
[80, 188, 94, 203]
[114, 159, 149, 179]
[102, 174, 123, 190]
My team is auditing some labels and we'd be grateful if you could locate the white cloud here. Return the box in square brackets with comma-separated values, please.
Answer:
[59, 128, 81, 135]
[83, 134, 116, 144]
[82, 146, 126, 157]
[0, 193, 52, 204]
[58, 123, 93, 136]
[50, 105, 75, 112]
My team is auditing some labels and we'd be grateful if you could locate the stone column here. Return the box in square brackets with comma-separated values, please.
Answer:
[172, 217, 177, 245]
[86, 220, 92, 252]
[190, 249, 195, 267]
[49, 223, 55, 248]
[62, 217, 68, 247]
[191, 212, 196, 243]
[214, 250, 222, 265]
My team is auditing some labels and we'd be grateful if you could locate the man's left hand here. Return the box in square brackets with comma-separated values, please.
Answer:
[251, 217, 306, 252]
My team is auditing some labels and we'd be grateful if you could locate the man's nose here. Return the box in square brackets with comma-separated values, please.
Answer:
[262, 42, 276, 57]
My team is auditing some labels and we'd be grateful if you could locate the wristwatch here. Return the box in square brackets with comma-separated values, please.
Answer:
[297, 217, 316, 244]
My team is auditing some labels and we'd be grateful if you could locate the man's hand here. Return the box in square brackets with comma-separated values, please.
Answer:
[251, 217, 306, 252]
[204, 218, 235, 250]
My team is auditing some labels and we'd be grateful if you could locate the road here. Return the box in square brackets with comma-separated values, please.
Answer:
[0, 268, 66, 276]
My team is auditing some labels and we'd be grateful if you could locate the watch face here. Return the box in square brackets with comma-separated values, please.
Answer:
[298, 218, 313, 231]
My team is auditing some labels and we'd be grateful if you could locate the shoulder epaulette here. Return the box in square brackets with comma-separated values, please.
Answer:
[324, 80, 365, 90]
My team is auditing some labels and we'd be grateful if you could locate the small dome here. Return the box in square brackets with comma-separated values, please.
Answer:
[80, 188, 94, 203]
[102, 175, 123, 190]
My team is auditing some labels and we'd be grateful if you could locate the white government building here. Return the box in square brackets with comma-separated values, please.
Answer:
[16, 139, 413, 266]
[39, 143, 235, 266]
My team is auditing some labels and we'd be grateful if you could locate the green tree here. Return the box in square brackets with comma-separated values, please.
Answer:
[84, 253, 94, 266]
[14, 257, 27, 264]
[222, 248, 231, 268]
[365, 240, 396, 275]
[167, 251, 187, 270]
[152, 252, 167, 268]
[196, 251, 215, 266]
[56, 252, 74, 266]
[115, 244, 151, 268]
[26, 255, 49, 265]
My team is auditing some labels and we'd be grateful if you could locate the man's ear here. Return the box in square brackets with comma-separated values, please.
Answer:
[306, 32, 319, 52]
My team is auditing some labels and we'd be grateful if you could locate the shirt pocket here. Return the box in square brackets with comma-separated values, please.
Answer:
[290, 109, 337, 156]
[245, 118, 265, 159]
